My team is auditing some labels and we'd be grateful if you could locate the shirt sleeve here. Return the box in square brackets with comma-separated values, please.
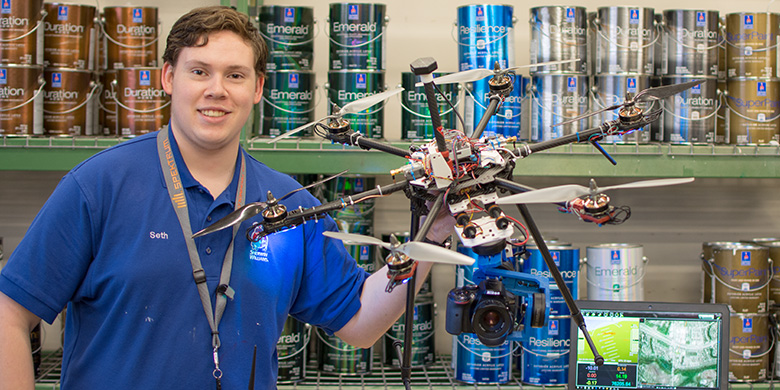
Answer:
[0, 173, 95, 324]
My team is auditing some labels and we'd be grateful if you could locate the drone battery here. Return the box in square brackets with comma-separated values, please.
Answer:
[328, 3, 387, 71]
[101, 7, 159, 70]
[0, 0, 43, 66]
[590, 75, 654, 143]
[592, 7, 656, 75]
[529, 6, 588, 75]
[400, 72, 460, 140]
[456, 4, 515, 72]
[43, 3, 97, 70]
[724, 12, 780, 78]
[258, 6, 314, 71]
[276, 316, 308, 383]
[729, 313, 771, 382]
[583, 243, 646, 301]
[43, 68, 98, 136]
[257, 70, 316, 138]
[659, 10, 720, 77]
[710, 242, 770, 313]
[724, 78, 780, 144]
[529, 74, 589, 142]
[113, 67, 169, 137]
[463, 76, 528, 139]
[0, 64, 44, 136]
[382, 295, 435, 368]
[327, 71, 385, 138]
[658, 75, 717, 143]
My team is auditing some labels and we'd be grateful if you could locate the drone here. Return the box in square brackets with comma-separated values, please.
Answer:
[194, 57, 703, 388]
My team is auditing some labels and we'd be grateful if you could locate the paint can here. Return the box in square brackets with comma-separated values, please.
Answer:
[520, 245, 579, 315]
[456, 4, 515, 71]
[592, 7, 657, 75]
[709, 242, 770, 313]
[112, 67, 169, 137]
[382, 295, 435, 368]
[659, 76, 718, 143]
[101, 7, 159, 70]
[43, 68, 98, 136]
[327, 70, 385, 138]
[519, 316, 572, 385]
[463, 75, 528, 138]
[99, 70, 116, 135]
[590, 75, 654, 143]
[724, 78, 780, 144]
[725, 13, 780, 78]
[258, 6, 314, 71]
[756, 241, 780, 306]
[660, 10, 720, 77]
[529, 6, 588, 75]
[399, 72, 460, 140]
[277, 316, 309, 383]
[316, 327, 373, 375]
[729, 313, 771, 381]
[583, 243, 647, 301]
[328, 3, 387, 71]
[326, 176, 376, 272]
[43, 3, 96, 70]
[0, 0, 44, 66]
[0, 64, 43, 135]
[257, 70, 316, 138]
[702, 241, 741, 304]
[715, 80, 728, 143]
[529, 74, 589, 142]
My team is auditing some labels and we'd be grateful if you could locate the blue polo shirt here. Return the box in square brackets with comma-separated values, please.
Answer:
[0, 130, 368, 389]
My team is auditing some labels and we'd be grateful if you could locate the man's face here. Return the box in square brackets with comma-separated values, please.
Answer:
[161, 30, 263, 153]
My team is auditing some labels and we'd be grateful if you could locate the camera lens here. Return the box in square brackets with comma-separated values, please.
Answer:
[472, 300, 513, 346]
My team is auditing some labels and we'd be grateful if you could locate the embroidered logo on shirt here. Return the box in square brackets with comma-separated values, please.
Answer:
[250, 236, 270, 262]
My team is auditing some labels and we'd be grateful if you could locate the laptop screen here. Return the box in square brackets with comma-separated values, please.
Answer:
[568, 301, 730, 390]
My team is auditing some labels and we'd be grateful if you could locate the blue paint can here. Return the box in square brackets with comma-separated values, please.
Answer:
[463, 75, 529, 138]
[456, 5, 515, 71]
[519, 245, 580, 316]
[520, 316, 572, 385]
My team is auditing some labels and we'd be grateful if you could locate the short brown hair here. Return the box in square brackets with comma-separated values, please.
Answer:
[162, 6, 267, 77]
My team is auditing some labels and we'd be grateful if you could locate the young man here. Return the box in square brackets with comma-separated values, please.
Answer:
[0, 6, 451, 389]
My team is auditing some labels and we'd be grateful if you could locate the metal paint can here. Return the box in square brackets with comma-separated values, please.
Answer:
[112, 67, 169, 137]
[660, 76, 717, 143]
[43, 68, 98, 136]
[99, 70, 116, 135]
[702, 241, 741, 304]
[456, 4, 515, 71]
[753, 241, 780, 306]
[382, 295, 435, 368]
[328, 3, 387, 71]
[464, 75, 528, 138]
[0, 64, 43, 135]
[710, 242, 770, 313]
[591, 75, 654, 143]
[380, 232, 432, 295]
[101, 7, 158, 70]
[519, 316, 572, 385]
[529, 6, 588, 75]
[583, 243, 647, 301]
[529, 74, 589, 142]
[660, 10, 720, 77]
[724, 78, 780, 144]
[729, 313, 771, 382]
[327, 70, 385, 138]
[718, 15, 727, 80]
[326, 176, 376, 272]
[43, 3, 96, 70]
[316, 327, 373, 375]
[592, 7, 657, 75]
[0, 0, 44, 66]
[715, 80, 728, 143]
[520, 245, 579, 315]
[725, 13, 780, 78]
[258, 6, 314, 71]
[400, 72, 460, 140]
[257, 70, 316, 138]
[277, 316, 309, 383]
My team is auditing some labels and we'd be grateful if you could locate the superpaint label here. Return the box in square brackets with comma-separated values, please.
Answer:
[731, 333, 767, 344]
[132, 8, 142, 23]
[711, 262, 769, 278]
[697, 12, 707, 27]
[58, 6, 68, 21]
[1, 0, 9, 15]
[566, 8, 575, 23]
[52, 73, 62, 88]
[284, 7, 295, 23]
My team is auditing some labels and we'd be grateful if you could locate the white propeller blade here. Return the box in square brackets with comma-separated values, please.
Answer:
[323, 231, 391, 250]
[496, 184, 590, 204]
[266, 115, 334, 144]
[599, 177, 695, 192]
[416, 59, 580, 86]
[397, 242, 475, 266]
[338, 88, 404, 115]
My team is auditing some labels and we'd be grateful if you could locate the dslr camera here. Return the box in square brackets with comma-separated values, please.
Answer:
[445, 278, 518, 347]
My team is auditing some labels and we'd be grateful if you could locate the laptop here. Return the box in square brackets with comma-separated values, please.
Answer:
[568, 300, 730, 390]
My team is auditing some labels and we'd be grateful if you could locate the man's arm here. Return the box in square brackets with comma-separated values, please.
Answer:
[0, 291, 40, 390]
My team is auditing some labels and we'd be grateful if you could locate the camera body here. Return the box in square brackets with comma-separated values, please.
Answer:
[446, 278, 518, 346]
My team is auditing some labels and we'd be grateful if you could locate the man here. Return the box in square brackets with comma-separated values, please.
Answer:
[0, 6, 451, 389]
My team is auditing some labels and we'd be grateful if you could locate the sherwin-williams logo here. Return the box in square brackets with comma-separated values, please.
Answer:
[696, 12, 706, 27]
[629, 9, 640, 24]
[476, 6, 485, 22]
[552, 251, 560, 266]
[356, 73, 366, 88]
[289, 73, 298, 88]
[743, 317, 753, 333]
[627, 78, 637, 94]
[132, 8, 143, 23]
[1, 0, 10, 15]
[565, 8, 575, 23]
[0, 69, 6, 85]
[355, 178, 364, 191]
[348, 4, 359, 20]
[52, 73, 62, 88]
[549, 319, 559, 336]
[284, 7, 295, 23]
[567, 77, 576, 92]
[611, 250, 621, 265]
[359, 246, 369, 260]
[741, 251, 752, 266]
[58, 6, 68, 21]
[249, 236, 270, 262]
[745, 14, 754, 29]
[140, 70, 151, 86]
[758, 82, 767, 97]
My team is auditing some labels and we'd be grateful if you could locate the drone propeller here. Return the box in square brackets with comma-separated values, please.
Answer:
[415, 59, 579, 87]
[192, 170, 348, 238]
[267, 88, 405, 143]
[552, 79, 706, 128]
[322, 231, 475, 266]
[495, 177, 695, 205]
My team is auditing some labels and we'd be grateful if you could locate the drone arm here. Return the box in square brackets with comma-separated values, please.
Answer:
[412, 191, 446, 244]
[411, 57, 447, 153]
[515, 121, 617, 158]
[472, 95, 501, 140]
[325, 131, 411, 158]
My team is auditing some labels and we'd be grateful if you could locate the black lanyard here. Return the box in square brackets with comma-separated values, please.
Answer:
[157, 127, 246, 389]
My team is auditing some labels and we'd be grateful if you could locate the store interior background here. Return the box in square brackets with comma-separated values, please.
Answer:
[2, 0, 780, 353]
